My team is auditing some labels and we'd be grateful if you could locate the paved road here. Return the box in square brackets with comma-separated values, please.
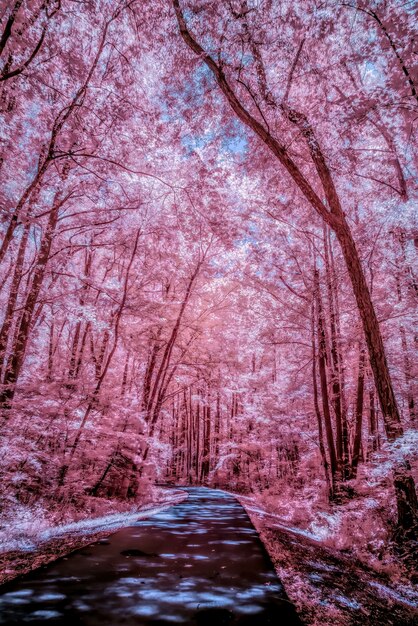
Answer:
[0, 487, 302, 624]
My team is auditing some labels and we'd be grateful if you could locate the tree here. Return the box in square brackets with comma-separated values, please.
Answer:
[171, 0, 417, 532]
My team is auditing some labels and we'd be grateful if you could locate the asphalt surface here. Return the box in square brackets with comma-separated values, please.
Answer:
[0, 487, 303, 624]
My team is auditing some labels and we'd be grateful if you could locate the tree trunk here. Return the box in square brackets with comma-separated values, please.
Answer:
[314, 270, 338, 485]
[394, 240, 416, 423]
[47, 319, 55, 382]
[399, 325, 415, 422]
[68, 251, 92, 384]
[195, 399, 200, 482]
[0, 221, 30, 378]
[311, 301, 333, 499]
[394, 461, 418, 535]
[324, 225, 349, 479]
[368, 376, 379, 457]
[200, 395, 211, 482]
[0, 193, 63, 410]
[351, 346, 366, 479]
[331, 216, 403, 439]
[121, 351, 130, 397]
[145, 261, 203, 426]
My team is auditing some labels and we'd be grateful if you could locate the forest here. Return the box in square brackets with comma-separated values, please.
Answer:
[0, 1, 417, 624]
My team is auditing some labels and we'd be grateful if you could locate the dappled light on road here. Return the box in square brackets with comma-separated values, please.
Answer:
[0, 488, 302, 625]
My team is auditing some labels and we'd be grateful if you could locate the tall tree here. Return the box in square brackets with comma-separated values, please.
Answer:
[171, 0, 417, 531]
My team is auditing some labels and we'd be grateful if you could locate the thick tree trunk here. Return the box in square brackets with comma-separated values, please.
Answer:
[332, 215, 403, 440]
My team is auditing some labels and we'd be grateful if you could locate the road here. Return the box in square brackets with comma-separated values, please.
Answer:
[0, 487, 303, 624]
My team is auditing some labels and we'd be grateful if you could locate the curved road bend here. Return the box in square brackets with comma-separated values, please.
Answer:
[0, 487, 303, 625]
